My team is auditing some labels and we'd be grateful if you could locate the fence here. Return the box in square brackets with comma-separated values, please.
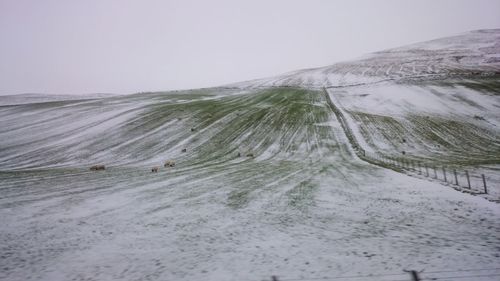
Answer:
[267, 267, 500, 281]
[323, 88, 494, 198]
[362, 150, 490, 195]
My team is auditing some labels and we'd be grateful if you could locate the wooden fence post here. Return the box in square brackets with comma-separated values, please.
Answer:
[443, 167, 447, 182]
[465, 170, 471, 189]
[434, 166, 437, 179]
[409, 270, 421, 281]
[454, 169, 458, 185]
[482, 174, 488, 194]
[425, 165, 429, 177]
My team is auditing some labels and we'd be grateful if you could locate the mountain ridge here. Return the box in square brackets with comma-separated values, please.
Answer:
[229, 29, 500, 89]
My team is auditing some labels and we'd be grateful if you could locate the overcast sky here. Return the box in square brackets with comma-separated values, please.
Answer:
[1, 0, 499, 95]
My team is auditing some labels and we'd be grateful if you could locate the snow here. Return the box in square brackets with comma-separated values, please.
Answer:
[1, 29, 500, 281]
[330, 82, 500, 123]
[1, 156, 499, 281]
[0, 93, 117, 106]
[229, 29, 500, 90]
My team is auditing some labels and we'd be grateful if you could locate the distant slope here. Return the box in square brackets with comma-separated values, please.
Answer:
[1, 29, 498, 176]
[0, 93, 117, 106]
[0, 88, 337, 170]
[228, 29, 500, 190]
[231, 29, 500, 89]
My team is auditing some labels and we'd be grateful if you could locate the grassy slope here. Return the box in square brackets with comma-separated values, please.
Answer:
[1, 87, 499, 281]
[0, 88, 334, 169]
[334, 78, 500, 187]
[0, 88, 349, 210]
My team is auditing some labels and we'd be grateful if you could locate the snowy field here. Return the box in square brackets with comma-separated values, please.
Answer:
[1, 88, 499, 281]
[327, 77, 500, 197]
[1, 29, 500, 281]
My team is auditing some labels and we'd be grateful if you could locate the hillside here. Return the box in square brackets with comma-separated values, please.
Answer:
[1, 30, 499, 281]
[231, 29, 500, 196]
[231, 29, 500, 89]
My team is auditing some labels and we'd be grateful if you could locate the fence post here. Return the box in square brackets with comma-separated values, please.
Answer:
[418, 162, 421, 174]
[482, 174, 488, 194]
[434, 166, 437, 179]
[454, 169, 458, 185]
[465, 170, 471, 189]
[442, 167, 447, 182]
[408, 270, 421, 281]
[425, 164, 429, 177]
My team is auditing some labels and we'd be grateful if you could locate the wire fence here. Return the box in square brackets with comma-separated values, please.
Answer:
[361, 150, 491, 195]
[266, 267, 500, 281]
[323, 88, 497, 201]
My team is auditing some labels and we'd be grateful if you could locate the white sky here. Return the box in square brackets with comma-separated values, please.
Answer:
[1, 0, 499, 95]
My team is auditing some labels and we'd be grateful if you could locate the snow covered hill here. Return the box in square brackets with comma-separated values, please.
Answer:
[231, 29, 500, 89]
[0, 93, 117, 106]
[1, 30, 499, 281]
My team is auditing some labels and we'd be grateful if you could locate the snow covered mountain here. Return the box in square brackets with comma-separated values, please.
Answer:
[231, 29, 500, 89]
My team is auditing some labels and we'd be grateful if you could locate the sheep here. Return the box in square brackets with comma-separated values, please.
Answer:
[164, 160, 175, 167]
[151, 167, 159, 173]
[90, 165, 105, 171]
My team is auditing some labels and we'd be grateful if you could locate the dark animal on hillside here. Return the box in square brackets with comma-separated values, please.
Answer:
[164, 160, 175, 167]
[90, 165, 105, 171]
